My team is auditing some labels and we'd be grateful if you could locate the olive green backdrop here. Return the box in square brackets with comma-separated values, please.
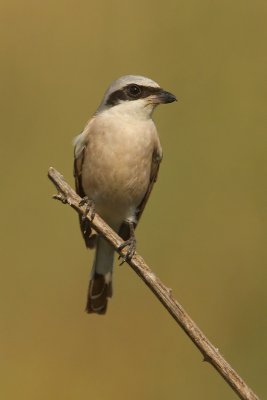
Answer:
[0, 1, 266, 399]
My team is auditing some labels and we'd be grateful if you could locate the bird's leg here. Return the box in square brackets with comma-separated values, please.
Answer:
[118, 221, 136, 264]
[79, 196, 96, 221]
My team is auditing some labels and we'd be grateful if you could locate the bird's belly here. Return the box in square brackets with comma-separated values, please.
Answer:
[81, 133, 153, 224]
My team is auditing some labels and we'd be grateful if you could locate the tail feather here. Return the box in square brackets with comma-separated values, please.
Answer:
[86, 273, 112, 314]
[86, 237, 114, 315]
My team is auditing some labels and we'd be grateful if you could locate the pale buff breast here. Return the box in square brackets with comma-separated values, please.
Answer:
[81, 114, 158, 223]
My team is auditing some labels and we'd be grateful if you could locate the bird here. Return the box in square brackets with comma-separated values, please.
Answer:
[73, 75, 176, 314]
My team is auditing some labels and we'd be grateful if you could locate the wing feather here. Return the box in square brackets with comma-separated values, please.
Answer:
[135, 149, 162, 224]
[74, 137, 96, 248]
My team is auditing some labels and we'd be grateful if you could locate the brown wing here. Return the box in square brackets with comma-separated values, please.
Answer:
[73, 145, 86, 198]
[119, 148, 162, 240]
[74, 146, 96, 248]
[135, 149, 162, 224]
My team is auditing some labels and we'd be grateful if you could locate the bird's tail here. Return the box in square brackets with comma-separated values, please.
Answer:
[86, 237, 114, 314]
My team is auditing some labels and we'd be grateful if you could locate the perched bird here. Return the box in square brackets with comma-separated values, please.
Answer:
[73, 75, 176, 314]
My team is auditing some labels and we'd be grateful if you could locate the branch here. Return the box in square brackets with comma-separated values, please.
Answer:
[48, 166, 259, 400]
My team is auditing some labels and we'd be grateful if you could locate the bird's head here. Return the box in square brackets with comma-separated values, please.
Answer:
[96, 75, 176, 120]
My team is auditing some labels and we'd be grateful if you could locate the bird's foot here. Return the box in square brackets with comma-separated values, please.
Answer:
[79, 196, 96, 221]
[118, 231, 136, 265]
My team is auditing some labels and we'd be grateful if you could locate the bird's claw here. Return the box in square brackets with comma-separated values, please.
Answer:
[79, 196, 96, 221]
[118, 236, 136, 265]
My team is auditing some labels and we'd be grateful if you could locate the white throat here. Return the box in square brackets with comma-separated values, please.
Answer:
[100, 99, 156, 121]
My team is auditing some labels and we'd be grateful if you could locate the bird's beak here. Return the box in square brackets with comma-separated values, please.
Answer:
[150, 89, 177, 105]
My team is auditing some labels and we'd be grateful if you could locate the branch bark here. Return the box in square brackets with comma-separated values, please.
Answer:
[48, 166, 259, 400]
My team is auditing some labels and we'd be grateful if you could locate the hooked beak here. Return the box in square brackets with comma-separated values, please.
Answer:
[151, 89, 177, 105]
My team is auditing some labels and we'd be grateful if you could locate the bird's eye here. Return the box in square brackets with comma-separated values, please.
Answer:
[127, 84, 142, 98]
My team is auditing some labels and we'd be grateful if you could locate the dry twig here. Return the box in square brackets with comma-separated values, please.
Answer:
[48, 166, 259, 400]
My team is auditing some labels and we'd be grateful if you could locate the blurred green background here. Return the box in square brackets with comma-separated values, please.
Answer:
[0, 1, 266, 399]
